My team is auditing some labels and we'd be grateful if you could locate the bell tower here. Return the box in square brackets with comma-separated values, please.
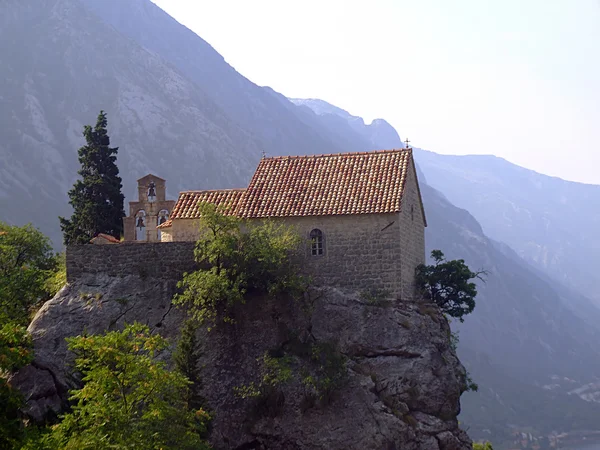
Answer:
[123, 174, 175, 242]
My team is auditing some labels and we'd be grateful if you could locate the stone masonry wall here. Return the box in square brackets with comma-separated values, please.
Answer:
[282, 214, 403, 297]
[66, 242, 197, 283]
[69, 206, 425, 300]
[398, 160, 427, 300]
[161, 219, 200, 242]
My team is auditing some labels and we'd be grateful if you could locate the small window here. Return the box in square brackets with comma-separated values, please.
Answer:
[310, 229, 324, 256]
[411, 204, 414, 222]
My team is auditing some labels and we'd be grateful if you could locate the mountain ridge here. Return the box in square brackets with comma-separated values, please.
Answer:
[3, 0, 600, 445]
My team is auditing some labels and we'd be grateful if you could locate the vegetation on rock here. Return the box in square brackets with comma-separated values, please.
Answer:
[0, 221, 60, 325]
[0, 222, 64, 448]
[174, 319, 205, 410]
[416, 250, 485, 322]
[35, 323, 209, 450]
[174, 202, 307, 326]
[0, 323, 33, 449]
[473, 442, 494, 450]
[59, 111, 125, 245]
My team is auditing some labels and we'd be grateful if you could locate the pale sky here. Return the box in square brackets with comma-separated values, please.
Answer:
[151, 0, 600, 185]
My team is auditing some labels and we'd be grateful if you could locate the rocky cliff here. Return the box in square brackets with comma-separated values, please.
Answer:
[13, 246, 471, 450]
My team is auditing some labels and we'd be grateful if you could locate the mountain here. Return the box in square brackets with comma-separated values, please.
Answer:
[413, 149, 600, 305]
[3, 0, 600, 445]
[0, 0, 363, 247]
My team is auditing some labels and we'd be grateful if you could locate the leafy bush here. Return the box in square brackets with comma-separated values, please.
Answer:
[173, 319, 205, 410]
[0, 322, 33, 448]
[0, 221, 59, 325]
[473, 442, 494, 450]
[174, 203, 307, 325]
[415, 250, 485, 322]
[38, 323, 209, 450]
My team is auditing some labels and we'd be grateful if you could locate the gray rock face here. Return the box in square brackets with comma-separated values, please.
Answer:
[13, 273, 471, 450]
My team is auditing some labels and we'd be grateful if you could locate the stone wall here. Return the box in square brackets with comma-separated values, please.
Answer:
[398, 159, 427, 300]
[282, 214, 403, 297]
[66, 242, 197, 283]
[160, 218, 200, 242]
[69, 200, 426, 300]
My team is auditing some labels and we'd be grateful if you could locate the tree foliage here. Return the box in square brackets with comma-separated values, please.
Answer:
[173, 319, 204, 410]
[0, 322, 33, 449]
[39, 323, 209, 450]
[0, 221, 59, 325]
[473, 442, 494, 450]
[174, 203, 306, 325]
[60, 111, 125, 245]
[415, 250, 485, 322]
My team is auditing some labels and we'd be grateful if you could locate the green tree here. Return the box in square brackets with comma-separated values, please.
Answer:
[473, 442, 494, 450]
[0, 322, 33, 449]
[60, 111, 125, 245]
[174, 202, 306, 326]
[415, 250, 485, 322]
[173, 319, 204, 410]
[0, 221, 58, 325]
[40, 323, 209, 450]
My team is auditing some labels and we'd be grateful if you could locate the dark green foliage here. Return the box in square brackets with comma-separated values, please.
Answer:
[60, 111, 125, 245]
[0, 221, 59, 325]
[301, 341, 348, 404]
[174, 202, 307, 326]
[37, 323, 209, 449]
[173, 319, 204, 410]
[415, 250, 485, 322]
[0, 322, 33, 449]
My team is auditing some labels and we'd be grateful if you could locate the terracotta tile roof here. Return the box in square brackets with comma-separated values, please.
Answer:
[170, 189, 246, 220]
[238, 149, 414, 218]
[157, 219, 173, 229]
[90, 233, 121, 244]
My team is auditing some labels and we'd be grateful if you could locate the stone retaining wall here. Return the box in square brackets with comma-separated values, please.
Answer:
[66, 242, 197, 283]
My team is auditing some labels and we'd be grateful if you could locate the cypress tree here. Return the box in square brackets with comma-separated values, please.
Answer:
[174, 319, 204, 410]
[60, 111, 125, 245]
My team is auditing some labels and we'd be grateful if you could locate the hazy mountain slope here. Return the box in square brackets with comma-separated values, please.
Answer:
[78, 0, 356, 158]
[422, 182, 600, 383]
[290, 98, 405, 150]
[414, 149, 600, 304]
[422, 182, 600, 444]
[0, 0, 365, 247]
[0, 0, 266, 245]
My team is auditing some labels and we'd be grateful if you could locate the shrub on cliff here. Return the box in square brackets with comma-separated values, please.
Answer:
[473, 442, 494, 450]
[59, 111, 125, 245]
[415, 250, 485, 322]
[38, 323, 209, 450]
[0, 322, 33, 449]
[0, 221, 60, 325]
[174, 202, 306, 325]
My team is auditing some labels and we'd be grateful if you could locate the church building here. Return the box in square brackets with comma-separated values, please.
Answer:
[123, 148, 426, 300]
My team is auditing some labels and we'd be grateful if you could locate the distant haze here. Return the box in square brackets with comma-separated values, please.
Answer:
[151, 0, 600, 185]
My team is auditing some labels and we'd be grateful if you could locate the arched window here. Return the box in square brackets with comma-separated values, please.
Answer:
[310, 229, 324, 256]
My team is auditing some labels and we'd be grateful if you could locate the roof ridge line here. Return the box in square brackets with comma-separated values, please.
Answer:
[263, 148, 411, 161]
[179, 188, 246, 194]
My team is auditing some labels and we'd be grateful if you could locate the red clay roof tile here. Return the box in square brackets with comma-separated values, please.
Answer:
[238, 149, 413, 217]
[170, 189, 246, 220]
[167, 149, 419, 221]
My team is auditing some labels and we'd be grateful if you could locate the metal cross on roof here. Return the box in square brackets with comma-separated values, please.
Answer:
[261, 150, 266, 159]
[404, 138, 411, 148]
